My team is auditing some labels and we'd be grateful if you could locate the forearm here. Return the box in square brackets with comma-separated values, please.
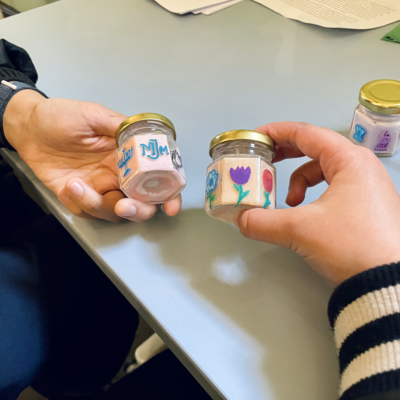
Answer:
[329, 263, 400, 400]
[3, 90, 45, 152]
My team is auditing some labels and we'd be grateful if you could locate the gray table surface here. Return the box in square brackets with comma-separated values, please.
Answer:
[2, 1, 400, 399]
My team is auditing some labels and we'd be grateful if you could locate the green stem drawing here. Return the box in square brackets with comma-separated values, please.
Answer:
[263, 191, 271, 209]
[233, 184, 249, 207]
[207, 193, 215, 209]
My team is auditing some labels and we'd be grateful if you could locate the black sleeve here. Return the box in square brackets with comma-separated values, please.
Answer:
[0, 39, 38, 86]
[0, 39, 44, 150]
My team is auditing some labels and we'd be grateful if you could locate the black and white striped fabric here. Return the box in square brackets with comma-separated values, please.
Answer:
[328, 263, 400, 400]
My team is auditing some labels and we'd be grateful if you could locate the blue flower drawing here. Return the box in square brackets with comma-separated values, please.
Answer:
[206, 169, 218, 209]
[206, 169, 218, 195]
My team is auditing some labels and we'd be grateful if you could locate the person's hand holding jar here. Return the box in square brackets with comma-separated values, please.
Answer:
[234, 121, 400, 400]
[3, 91, 182, 222]
[234, 121, 400, 287]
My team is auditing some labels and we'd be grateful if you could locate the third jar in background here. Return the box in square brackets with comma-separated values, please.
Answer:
[349, 79, 400, 157]
[205, 130, 276, 223]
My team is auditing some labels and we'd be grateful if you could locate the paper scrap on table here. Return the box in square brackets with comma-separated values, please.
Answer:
[253, 0, 400, 29]
[192, 0, 243, 15]
[382, 23, 400, 44]
[154, 0, 230, 14]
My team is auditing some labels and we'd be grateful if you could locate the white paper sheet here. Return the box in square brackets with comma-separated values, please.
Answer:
[191, 0, 232, 14]
[154, 0, 230, 14]
[192, 0, 243, 15]
[253, 0, 400, 29]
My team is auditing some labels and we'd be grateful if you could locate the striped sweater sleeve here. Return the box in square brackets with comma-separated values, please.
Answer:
[328, 263, 400, 400]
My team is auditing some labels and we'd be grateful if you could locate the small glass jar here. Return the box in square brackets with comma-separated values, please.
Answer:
[115, 113, 186, 204]
[349, 79, 400, 157]
[205, 130, 276, 223]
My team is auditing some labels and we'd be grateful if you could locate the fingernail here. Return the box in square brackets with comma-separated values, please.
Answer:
[121, 205, 137, 218]
[233, 213, 240, 227]
[68, 182, 84, 197]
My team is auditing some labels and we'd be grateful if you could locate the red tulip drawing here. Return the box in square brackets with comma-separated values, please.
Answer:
[263, 170, 273, 208]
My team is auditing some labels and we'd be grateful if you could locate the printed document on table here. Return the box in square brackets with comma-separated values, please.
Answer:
[192, 0, 243, 15]
[154, 0, 231, 14]
[253, 0, 400, 29]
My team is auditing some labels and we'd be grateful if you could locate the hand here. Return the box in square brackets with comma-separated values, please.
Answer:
[234, 122, 400, 287]
[3, 90, 182, 222]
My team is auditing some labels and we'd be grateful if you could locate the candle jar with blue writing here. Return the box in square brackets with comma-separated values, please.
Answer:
[205, 130, 276, 223]
[115, 113, 186, 204]
[349, 80, 400, 157]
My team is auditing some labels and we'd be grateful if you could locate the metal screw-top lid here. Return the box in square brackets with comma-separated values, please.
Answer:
[209, 130, 275, 156]
[359, 79, 400, 115]
[115, 113, 176, 146]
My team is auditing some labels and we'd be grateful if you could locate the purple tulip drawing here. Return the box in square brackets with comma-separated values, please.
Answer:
[230, 167, 251, 185]
[230, 166, 251, 207]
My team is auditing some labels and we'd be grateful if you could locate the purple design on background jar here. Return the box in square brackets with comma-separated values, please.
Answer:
[374, 131, 391, 152]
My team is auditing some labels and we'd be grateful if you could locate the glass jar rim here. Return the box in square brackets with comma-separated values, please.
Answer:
[115, 113, 176, 146]
[209, 130, 275, 156]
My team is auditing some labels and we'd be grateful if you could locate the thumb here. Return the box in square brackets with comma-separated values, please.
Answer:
[234, 208, 303, 249]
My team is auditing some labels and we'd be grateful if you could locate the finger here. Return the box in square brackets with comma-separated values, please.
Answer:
[57, 187, 94, 219]
[115, 198, 158, 222]
[272, 145, 305, 163]
[255, 122, 353, 169]
[234, 207, 307, 249]
[162, 194, 182, 217]
[286, 160, 325, 207]
[65, 178, 124, 222]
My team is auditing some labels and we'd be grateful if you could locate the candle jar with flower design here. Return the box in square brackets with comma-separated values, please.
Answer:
[205, 130, 276, 223]
[115, 113, 186, 204]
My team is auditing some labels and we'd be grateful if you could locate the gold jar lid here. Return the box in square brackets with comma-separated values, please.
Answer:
[209, 130, 275, 156]
[359, 80, 400, 115]
[115, 113, 176, 146]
